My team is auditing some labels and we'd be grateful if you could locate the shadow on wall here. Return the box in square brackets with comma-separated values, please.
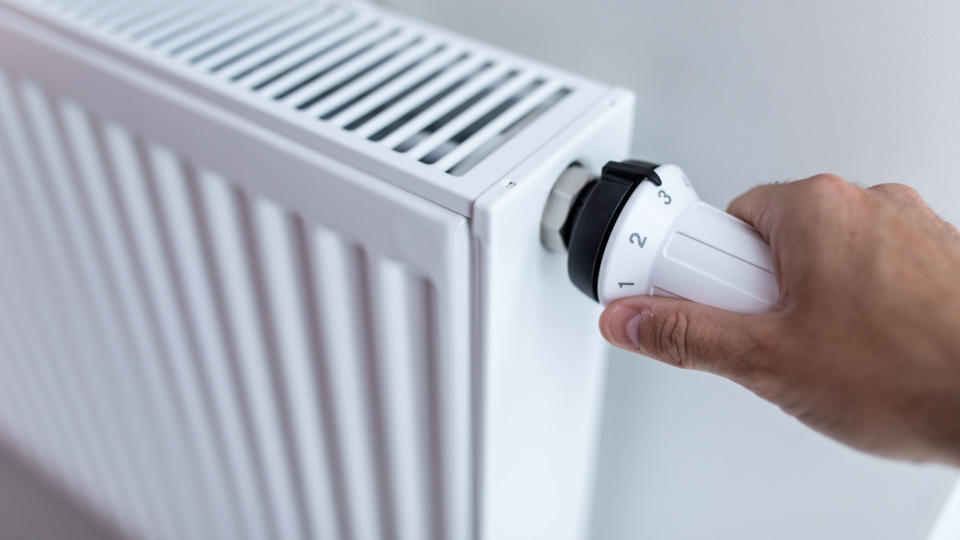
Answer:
[0, 436, 128, 540]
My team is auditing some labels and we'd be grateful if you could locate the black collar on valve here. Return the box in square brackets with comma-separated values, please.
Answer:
[562, 160, 661, 301]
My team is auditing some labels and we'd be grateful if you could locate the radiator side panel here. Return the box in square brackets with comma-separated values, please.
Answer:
[0, 56, 472, 540]
[473, 89, 634, 540]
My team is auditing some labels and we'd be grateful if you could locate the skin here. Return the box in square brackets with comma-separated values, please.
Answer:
[599, 174, 960, 466]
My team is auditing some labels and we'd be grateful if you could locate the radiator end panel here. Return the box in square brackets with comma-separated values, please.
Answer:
[473, 87, 635, 540]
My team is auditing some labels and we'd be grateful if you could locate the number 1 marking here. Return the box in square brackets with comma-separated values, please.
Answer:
[618, 282, 635, 288]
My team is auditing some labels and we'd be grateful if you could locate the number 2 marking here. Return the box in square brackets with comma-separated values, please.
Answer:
[658, 190, 672, 205]
[629, 233, 647, 248]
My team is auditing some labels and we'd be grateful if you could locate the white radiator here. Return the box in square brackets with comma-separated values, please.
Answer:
[0, 1, 633, 539]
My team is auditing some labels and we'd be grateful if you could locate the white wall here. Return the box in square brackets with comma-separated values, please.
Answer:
[384, 0, 960, 538]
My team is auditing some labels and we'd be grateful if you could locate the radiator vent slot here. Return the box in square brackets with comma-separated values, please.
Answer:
[36, 0, 574, 177]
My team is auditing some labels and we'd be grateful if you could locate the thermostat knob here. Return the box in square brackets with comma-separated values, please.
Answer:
[559, 160, 778, 313]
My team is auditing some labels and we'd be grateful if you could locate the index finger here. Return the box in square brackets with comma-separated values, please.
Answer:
[726, 183, 788, 241]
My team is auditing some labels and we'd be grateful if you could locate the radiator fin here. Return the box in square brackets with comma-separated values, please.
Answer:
[0, 66, 462, 540]
[27, 0, 573, 177]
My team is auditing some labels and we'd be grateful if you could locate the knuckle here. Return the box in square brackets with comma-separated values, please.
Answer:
[652, 310, 694, 369]
[942, 219, 960, 237]
[871, 182, 921, 202]
[736, 325, 783, 387]
[804, 173, 851, 196]
[793, 174, 860, 224]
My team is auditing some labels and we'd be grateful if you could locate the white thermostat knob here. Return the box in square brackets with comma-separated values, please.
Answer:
[555, 160, 778, 313]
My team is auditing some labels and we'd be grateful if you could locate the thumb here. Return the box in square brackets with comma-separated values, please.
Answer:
[599, 296, 771, 380]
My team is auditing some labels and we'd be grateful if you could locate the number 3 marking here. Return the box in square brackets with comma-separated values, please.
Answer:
[629, 233, 647, 248]
[658, 190, 672, 205]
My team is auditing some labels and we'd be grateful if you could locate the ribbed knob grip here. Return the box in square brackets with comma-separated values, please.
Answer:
[652, 202, 777, 313]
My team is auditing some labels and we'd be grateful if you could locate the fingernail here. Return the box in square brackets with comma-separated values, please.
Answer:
[603, 306, 644, 350]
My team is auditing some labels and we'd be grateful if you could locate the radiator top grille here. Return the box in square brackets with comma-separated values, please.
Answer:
[30, 0, 576, 178]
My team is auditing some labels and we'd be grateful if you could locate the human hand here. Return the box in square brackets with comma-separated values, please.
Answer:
[599, 174, 960, 465]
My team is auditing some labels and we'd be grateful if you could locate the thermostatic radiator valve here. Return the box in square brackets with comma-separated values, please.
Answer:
[542, 160, 779, 314]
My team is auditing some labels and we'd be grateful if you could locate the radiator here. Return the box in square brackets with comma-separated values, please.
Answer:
[0, 1, 633, 539]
